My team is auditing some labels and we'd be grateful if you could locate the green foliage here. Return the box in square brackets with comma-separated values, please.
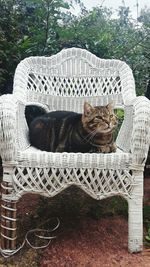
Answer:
[0, 1, 149, 94]
[145, 228, 150, 243]
[87, 196, 128, 220]
[36, 187, 94, 221]
[143, 205, 150, 246]
[35, 188, 128, 223]
[0, 0, 73, 93]
[144, 205, 150, 222]
[114, 108, 124, 140]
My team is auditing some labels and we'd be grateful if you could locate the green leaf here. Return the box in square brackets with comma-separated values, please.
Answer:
[145, 236, 150, 242]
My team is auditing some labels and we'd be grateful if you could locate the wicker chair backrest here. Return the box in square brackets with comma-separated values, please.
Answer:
[13, 48, 136, 112]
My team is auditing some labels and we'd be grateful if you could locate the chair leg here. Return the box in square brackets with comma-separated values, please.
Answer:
[128, 196, 143, 253]
[1, 181, 17, 252]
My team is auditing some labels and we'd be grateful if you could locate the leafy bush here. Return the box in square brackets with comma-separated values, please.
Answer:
[0, 1, 150, 95]
[114, 108, 124, 140]
[145, 228, 150, 246]
[144, 205, 150, 246]
[0, 0, 72, 93]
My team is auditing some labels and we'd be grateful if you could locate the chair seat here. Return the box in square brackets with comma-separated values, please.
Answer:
[16, 146, 132, 170]
[10, 147, 133, 201]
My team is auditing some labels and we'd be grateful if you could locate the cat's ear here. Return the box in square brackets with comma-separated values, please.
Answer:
[84, 102, 94, 116]
[106, 102, 114, 111]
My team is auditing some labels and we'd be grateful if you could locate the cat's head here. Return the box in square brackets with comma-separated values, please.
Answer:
[82, 102, 118, 134]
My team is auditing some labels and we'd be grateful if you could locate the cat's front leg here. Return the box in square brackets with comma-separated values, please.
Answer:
[98, 143, 116, 153]
[98, 145, 110, 153]
[109, 143, 117, 153]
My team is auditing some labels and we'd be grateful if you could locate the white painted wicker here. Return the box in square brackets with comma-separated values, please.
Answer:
[0, 48, 150, 256]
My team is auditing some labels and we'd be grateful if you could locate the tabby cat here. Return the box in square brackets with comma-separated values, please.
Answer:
[26, 102, 118, 153]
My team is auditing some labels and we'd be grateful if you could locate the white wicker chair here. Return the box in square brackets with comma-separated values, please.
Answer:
[0, 48, 150, 256]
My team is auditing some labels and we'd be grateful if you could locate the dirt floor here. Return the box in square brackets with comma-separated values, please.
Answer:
[0, 174, 150, 267]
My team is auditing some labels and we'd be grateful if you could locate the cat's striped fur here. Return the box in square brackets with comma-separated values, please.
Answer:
[27, 102, 118, 153]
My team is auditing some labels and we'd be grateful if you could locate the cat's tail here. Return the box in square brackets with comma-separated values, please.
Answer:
[25, 104, 47, 127]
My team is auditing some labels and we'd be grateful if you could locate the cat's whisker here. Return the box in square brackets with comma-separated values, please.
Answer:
[81, 132, 92, 142]
[88, 131, 97, 143]
[83, 129, 97, 143]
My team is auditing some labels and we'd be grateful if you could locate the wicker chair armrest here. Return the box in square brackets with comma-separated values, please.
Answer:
[0, 94, 20, 162]
[130, 96, 150, 167]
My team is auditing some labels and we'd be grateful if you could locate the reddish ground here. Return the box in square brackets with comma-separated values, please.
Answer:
[0, 174, 150, 267]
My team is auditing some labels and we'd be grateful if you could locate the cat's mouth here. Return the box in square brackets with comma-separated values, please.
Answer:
[97, 125, 117, 134]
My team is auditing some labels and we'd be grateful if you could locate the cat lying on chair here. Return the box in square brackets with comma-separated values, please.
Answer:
[25, 102, 118, 153]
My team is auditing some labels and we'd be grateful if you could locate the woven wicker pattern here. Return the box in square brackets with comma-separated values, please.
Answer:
[0, 48, 150, 256]
[12, 167, 134, 199]
[27, 74, 122, 96]
[13, 48, 136, 107]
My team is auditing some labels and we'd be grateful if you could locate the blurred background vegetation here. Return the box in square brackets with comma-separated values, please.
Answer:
[0, 0, 150, 95]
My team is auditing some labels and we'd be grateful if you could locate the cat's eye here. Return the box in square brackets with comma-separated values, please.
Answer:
[95, 116, 102, 120]
[110, 114, 113, 118]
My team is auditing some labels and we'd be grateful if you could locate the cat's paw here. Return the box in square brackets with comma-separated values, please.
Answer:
[98, 143, 116, 153]
[110, 143, 117, 153]
[98, 146, 110, 153]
